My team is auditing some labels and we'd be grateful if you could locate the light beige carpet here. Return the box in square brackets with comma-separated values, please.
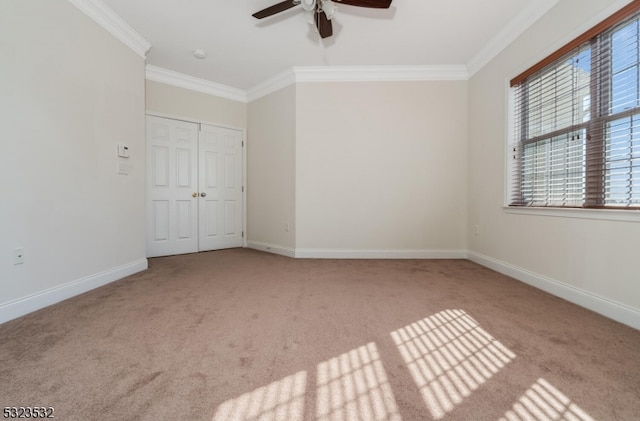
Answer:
[1, 249, 638, 420]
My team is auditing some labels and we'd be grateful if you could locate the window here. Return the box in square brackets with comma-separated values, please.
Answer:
[510, 2, 640, 209]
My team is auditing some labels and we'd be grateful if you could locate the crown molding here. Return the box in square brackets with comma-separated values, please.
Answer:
[246, 69, 297, 102]
[466, 0, 560, 77]
[294, 65, 469, 82]
[245, 65, 468, 102]
[147, 65, 471, 104]
[507, 0, 634, 79]
[145, 65, 248, 103]
[468, 0, 634, 77]
[67, 0, 151, 58]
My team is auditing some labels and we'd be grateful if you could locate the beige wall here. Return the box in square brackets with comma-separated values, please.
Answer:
[0, 0, 147, 321]
[145, 80, 247, 129]
[468, 0, 640, 318]
[247, 84, 297, 252]
[295, 81, 468, 254]
[4, 0, 635, 328]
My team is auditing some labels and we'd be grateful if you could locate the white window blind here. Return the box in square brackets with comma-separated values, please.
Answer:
[510, 2, 640, 209]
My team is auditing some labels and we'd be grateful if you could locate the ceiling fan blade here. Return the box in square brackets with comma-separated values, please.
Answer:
[335, 0, 392, 8]
[315, 10, 333, 38]
[252, 0, 299, 19]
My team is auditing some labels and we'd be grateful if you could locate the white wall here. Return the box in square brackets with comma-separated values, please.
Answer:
[145, 80, 247, 129]
[247, 84, 297, 255]
[295, 81, 468, 257]
[468, 0, 640, 327]
[0, 0, 147, 323]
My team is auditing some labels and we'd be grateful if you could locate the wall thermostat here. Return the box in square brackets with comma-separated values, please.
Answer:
[117, 144, 130, 158]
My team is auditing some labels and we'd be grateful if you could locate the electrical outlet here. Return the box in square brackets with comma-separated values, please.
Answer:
[14, 247, 25, 265]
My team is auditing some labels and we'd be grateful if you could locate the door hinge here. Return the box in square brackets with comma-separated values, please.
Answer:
[242, 231, 244, 238]
[242, 186, 244, 192]
[242, 140, 244, 147]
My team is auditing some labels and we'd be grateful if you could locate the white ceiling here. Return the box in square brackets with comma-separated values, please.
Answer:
[100, 0, 559, 91]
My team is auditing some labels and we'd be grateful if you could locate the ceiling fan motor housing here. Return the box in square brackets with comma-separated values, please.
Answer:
[301, 0, 316, 12]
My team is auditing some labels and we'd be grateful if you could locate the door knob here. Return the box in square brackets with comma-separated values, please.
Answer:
[200, 192, 206, 197]
[192, 192, 198, 198]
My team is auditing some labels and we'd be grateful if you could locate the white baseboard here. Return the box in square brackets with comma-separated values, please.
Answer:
[246, 243, 467, 260]
[294, 248, 468, 259]
[467, 251, 640, 330]
[5, 250, 636, 332]
[0, 259, 148, 325]
[247, 241, 296, 258]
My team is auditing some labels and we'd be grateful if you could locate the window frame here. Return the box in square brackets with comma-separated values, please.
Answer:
[506, 1, 640, 214]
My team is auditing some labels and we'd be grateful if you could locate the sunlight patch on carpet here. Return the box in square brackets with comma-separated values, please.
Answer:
[500, 378, 595, 421]
[391, 309, 516, 419]
[211, 371, 306, 421]
[316, 342, 402, 421]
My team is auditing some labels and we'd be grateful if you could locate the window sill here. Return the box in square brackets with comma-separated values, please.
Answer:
[503, 206, 640, 222]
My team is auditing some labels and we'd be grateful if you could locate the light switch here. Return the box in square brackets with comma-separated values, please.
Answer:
[117, 162, 129, 175]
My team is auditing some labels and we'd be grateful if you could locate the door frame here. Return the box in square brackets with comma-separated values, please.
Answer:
[146, 112, 247, 250]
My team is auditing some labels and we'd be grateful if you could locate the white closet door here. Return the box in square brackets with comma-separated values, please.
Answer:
[146, 116, 199, 257]
[198, 124, 244, 251]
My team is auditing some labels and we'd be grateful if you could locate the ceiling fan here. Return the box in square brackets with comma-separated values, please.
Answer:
[252, 0, 392, 39]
